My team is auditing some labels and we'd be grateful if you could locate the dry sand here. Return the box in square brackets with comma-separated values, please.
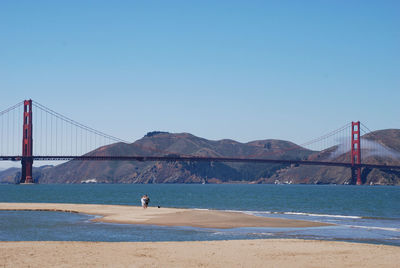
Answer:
[0, 202, 330, 228]
[0, 240, 399, 268]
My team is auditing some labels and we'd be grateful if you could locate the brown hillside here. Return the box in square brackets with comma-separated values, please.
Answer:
[37, 132, 312, 184]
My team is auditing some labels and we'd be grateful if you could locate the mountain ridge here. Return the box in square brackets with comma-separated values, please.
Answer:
[1, 129, 399, 185]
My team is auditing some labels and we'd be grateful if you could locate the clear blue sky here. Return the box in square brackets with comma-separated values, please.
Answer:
[1, 0, 399, 144]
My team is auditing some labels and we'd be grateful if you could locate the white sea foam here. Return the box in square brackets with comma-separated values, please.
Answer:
[208, 209, 395, 223]
[232, 210, 362, 219]
[211, 232, 225, 235]
[223, 210, 273, 215]
[248, 232, 274, 236]
[344, 225, 400, 232]
[222, 210, 399, 233]
[282, 212, 361, 219]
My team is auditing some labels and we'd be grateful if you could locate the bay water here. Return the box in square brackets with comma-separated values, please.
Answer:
[0, 184, 399, 245]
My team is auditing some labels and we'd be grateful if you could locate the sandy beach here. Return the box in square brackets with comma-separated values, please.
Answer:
[0, 202, 330, 228]
[1, 203, 399, 267]
[0, 240, 399, 268]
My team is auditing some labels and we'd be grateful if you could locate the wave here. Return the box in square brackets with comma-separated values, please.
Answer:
[230, 210, 363, 219]
[343, 225, 400, 232]
[280, 212, 361, 219]
[196, 208, 399, 222]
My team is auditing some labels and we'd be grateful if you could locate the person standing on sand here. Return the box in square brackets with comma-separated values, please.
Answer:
[141, 194, 150, 208]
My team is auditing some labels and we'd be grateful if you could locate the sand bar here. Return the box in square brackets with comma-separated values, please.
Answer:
[1, 240, 399, 268]
[0, 202, 330, 228]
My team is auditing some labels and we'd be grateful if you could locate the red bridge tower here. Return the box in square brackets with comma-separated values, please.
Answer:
[351, 121, 362, 185]
[21, 99, 33, 183]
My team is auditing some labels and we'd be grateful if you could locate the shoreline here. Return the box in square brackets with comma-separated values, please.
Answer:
[1, 240, 399, 268]
[0, 202, 331, 229]
[1, 203, 399, 267]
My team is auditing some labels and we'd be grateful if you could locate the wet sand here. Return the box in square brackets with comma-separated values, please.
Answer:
[0, 202, 330, 228]
[1, 240, 399, 268]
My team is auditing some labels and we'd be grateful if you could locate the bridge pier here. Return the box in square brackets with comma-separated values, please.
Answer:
[20, 100, 33, 184]
[351, 166, 362, 185]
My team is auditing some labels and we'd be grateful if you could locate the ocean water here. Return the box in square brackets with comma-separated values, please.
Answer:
[0, 184, 399, 246]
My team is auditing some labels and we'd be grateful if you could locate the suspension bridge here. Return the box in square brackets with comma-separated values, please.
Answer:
[1, 100, 399, 185]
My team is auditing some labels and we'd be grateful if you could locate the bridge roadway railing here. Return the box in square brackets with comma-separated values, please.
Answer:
[1, 155, 400, 171]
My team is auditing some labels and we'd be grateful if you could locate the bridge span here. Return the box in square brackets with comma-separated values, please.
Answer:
[1, 99, 400, 185]
[1, 155, 400, 171]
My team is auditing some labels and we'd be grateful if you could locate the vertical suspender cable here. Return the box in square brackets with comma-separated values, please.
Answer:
[6, 108, 8, 154]
[60, 118, 62, 156]
[12, 107, 14, 155]
[80, 128, 82, 156]
[55, 115, 57, 155]
[45, 111, 47, 156]
[86, 128, 88, 155]
[78, 127, 81, 155]
[75, 127, 77, 155]
[2, 115, 4, 155]
[70, 122, 73, 155]
[41, 108, 43, 156]
[51, 113, 53, 155]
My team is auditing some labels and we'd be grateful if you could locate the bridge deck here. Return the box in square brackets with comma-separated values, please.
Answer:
[1, 155, 400, 170]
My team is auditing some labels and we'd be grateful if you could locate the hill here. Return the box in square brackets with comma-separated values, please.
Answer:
[1, 130, 399, 185]
[34, 132, 312, 184]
